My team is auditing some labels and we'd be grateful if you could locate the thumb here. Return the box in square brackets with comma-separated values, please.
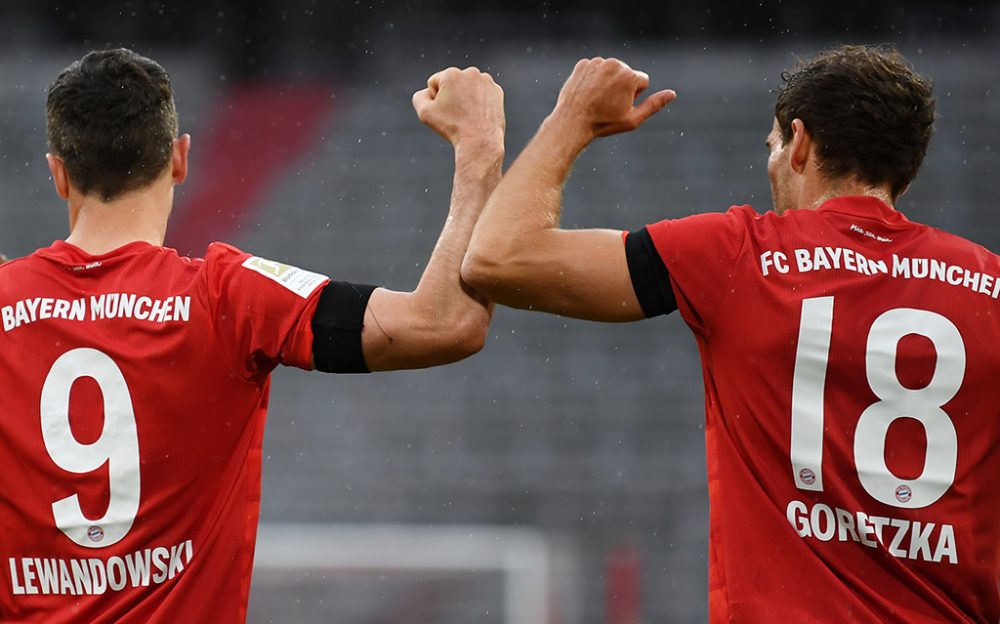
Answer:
[628, 89, 677, 127]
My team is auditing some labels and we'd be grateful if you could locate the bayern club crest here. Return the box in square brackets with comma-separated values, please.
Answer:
[798, 468, 816, 485]
[87, 525, 105, 543]
[895, 485, 913, 503]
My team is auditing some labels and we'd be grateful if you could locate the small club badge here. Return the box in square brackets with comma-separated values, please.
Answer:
[799, 468, 816, 485]
[895, 485, 912, 504]
[87, 525, 105, 543]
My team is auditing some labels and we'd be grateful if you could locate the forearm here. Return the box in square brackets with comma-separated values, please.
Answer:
[486, 112, 587, 233]
[462, 57, 673, 320]
[463, 112, 591, 299]
[360, 143, 502, 371]
[413, 141, 502, 311]
[339, 65, 507, 372]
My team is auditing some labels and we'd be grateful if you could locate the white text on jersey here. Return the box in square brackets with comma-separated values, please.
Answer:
[760, 248, 1000, 300]
[7, 539, 194, 596]
[786, 500, 957, 564]
[1, 295, 191, 332]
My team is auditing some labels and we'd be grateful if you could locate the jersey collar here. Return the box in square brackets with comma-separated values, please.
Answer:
[815, 196, 912, 229]
[36, 240, 163, 270]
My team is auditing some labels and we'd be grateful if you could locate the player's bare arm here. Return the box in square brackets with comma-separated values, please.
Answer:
[337, 67, 503, 371]
[461, 58, 675, 322]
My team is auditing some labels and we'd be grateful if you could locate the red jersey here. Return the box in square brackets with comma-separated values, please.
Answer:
[0, 241, 327, 623]
[645, 197, 1000, 623]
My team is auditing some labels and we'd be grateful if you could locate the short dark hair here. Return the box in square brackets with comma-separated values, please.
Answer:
[47, 48, 178, 202]
[774, 44, 935, 199]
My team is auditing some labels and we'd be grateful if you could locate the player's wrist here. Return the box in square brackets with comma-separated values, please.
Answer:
[528, 110, 593, 171]
[453, 137, 504, 174]
[453, 131, 504, 155]
[541, 108, 594, 153]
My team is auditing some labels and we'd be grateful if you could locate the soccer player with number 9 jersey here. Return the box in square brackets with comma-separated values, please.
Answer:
[0, 50, 503, 622]
[463, 46, 999, 622]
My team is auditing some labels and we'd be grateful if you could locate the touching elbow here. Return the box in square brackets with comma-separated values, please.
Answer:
[411, 299, 490, 367]
[461, 251, 505, 297]
[452, 308, 489, 360]
[466, 313, 489, 356]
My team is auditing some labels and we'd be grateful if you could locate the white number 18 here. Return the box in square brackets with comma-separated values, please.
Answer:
[790, 297, 964, 509]
[40, 348, 141, 548]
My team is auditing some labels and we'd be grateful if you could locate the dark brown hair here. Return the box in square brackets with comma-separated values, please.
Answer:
[46, 48, 178, 202]
[775, 44, 935, 198]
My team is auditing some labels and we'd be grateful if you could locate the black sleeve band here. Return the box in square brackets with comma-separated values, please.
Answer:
[624, 228, 678, 318]
[311, 281, 377, 373]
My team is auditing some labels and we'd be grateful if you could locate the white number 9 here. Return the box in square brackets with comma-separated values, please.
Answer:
[40, 348, 141, 548]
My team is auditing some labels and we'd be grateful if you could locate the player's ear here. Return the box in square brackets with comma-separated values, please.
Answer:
[172, 134, 191, 186]
[46, 153, 70, 200]
[788, 118, 812, 174]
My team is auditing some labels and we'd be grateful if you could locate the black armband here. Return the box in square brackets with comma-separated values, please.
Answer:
[625, 228, 678, 318]
[312, 281, 378, 373]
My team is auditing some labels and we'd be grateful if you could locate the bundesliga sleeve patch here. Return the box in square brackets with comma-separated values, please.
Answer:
[240, 256, 328, 299]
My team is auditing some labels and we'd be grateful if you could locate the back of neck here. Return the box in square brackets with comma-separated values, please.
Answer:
[65, 185, 172, 255]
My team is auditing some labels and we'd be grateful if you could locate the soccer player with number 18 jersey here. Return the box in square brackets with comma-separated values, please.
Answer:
[0, 50, 504, 622]
[464, 46, 999, 622]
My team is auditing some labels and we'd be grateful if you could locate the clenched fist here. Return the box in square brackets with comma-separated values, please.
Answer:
[552, 57, 676, 139]
[413, 67, 505, 149]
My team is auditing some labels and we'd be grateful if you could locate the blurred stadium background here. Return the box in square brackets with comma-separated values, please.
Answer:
[0, 1, 997, 622]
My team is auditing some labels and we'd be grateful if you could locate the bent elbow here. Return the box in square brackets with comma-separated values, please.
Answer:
[454, 330, 486, 361]
[420, 303, 490, 366]
[451, 308, 490, 360]
[460, 251, 488, 290]
[465, 312, 489, 356]
[461, 250, 507, 298]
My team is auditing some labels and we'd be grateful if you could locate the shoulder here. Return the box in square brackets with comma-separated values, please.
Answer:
[202, 242, 302, 274]
[684, 204, 763, 224]
[920, 223, 1000, 268]
[199, 242, 259, 277]
[0, 255, 36, 274]
[0, 245, 71, 282]
[647, 204, 762, 248]
[201, 242, 329, 300]
[916, 219, 991, 252]
[648, 204, 763, 235]
[205, 241, 247, 256]
[202, 241, 249, 263]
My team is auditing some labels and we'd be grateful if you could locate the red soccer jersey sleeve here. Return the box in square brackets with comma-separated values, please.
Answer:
[204, 242, 327, 376]
[645, 198, 1000, 623]
[643, 206, 755, 336]
[0, 240, 328, 623]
